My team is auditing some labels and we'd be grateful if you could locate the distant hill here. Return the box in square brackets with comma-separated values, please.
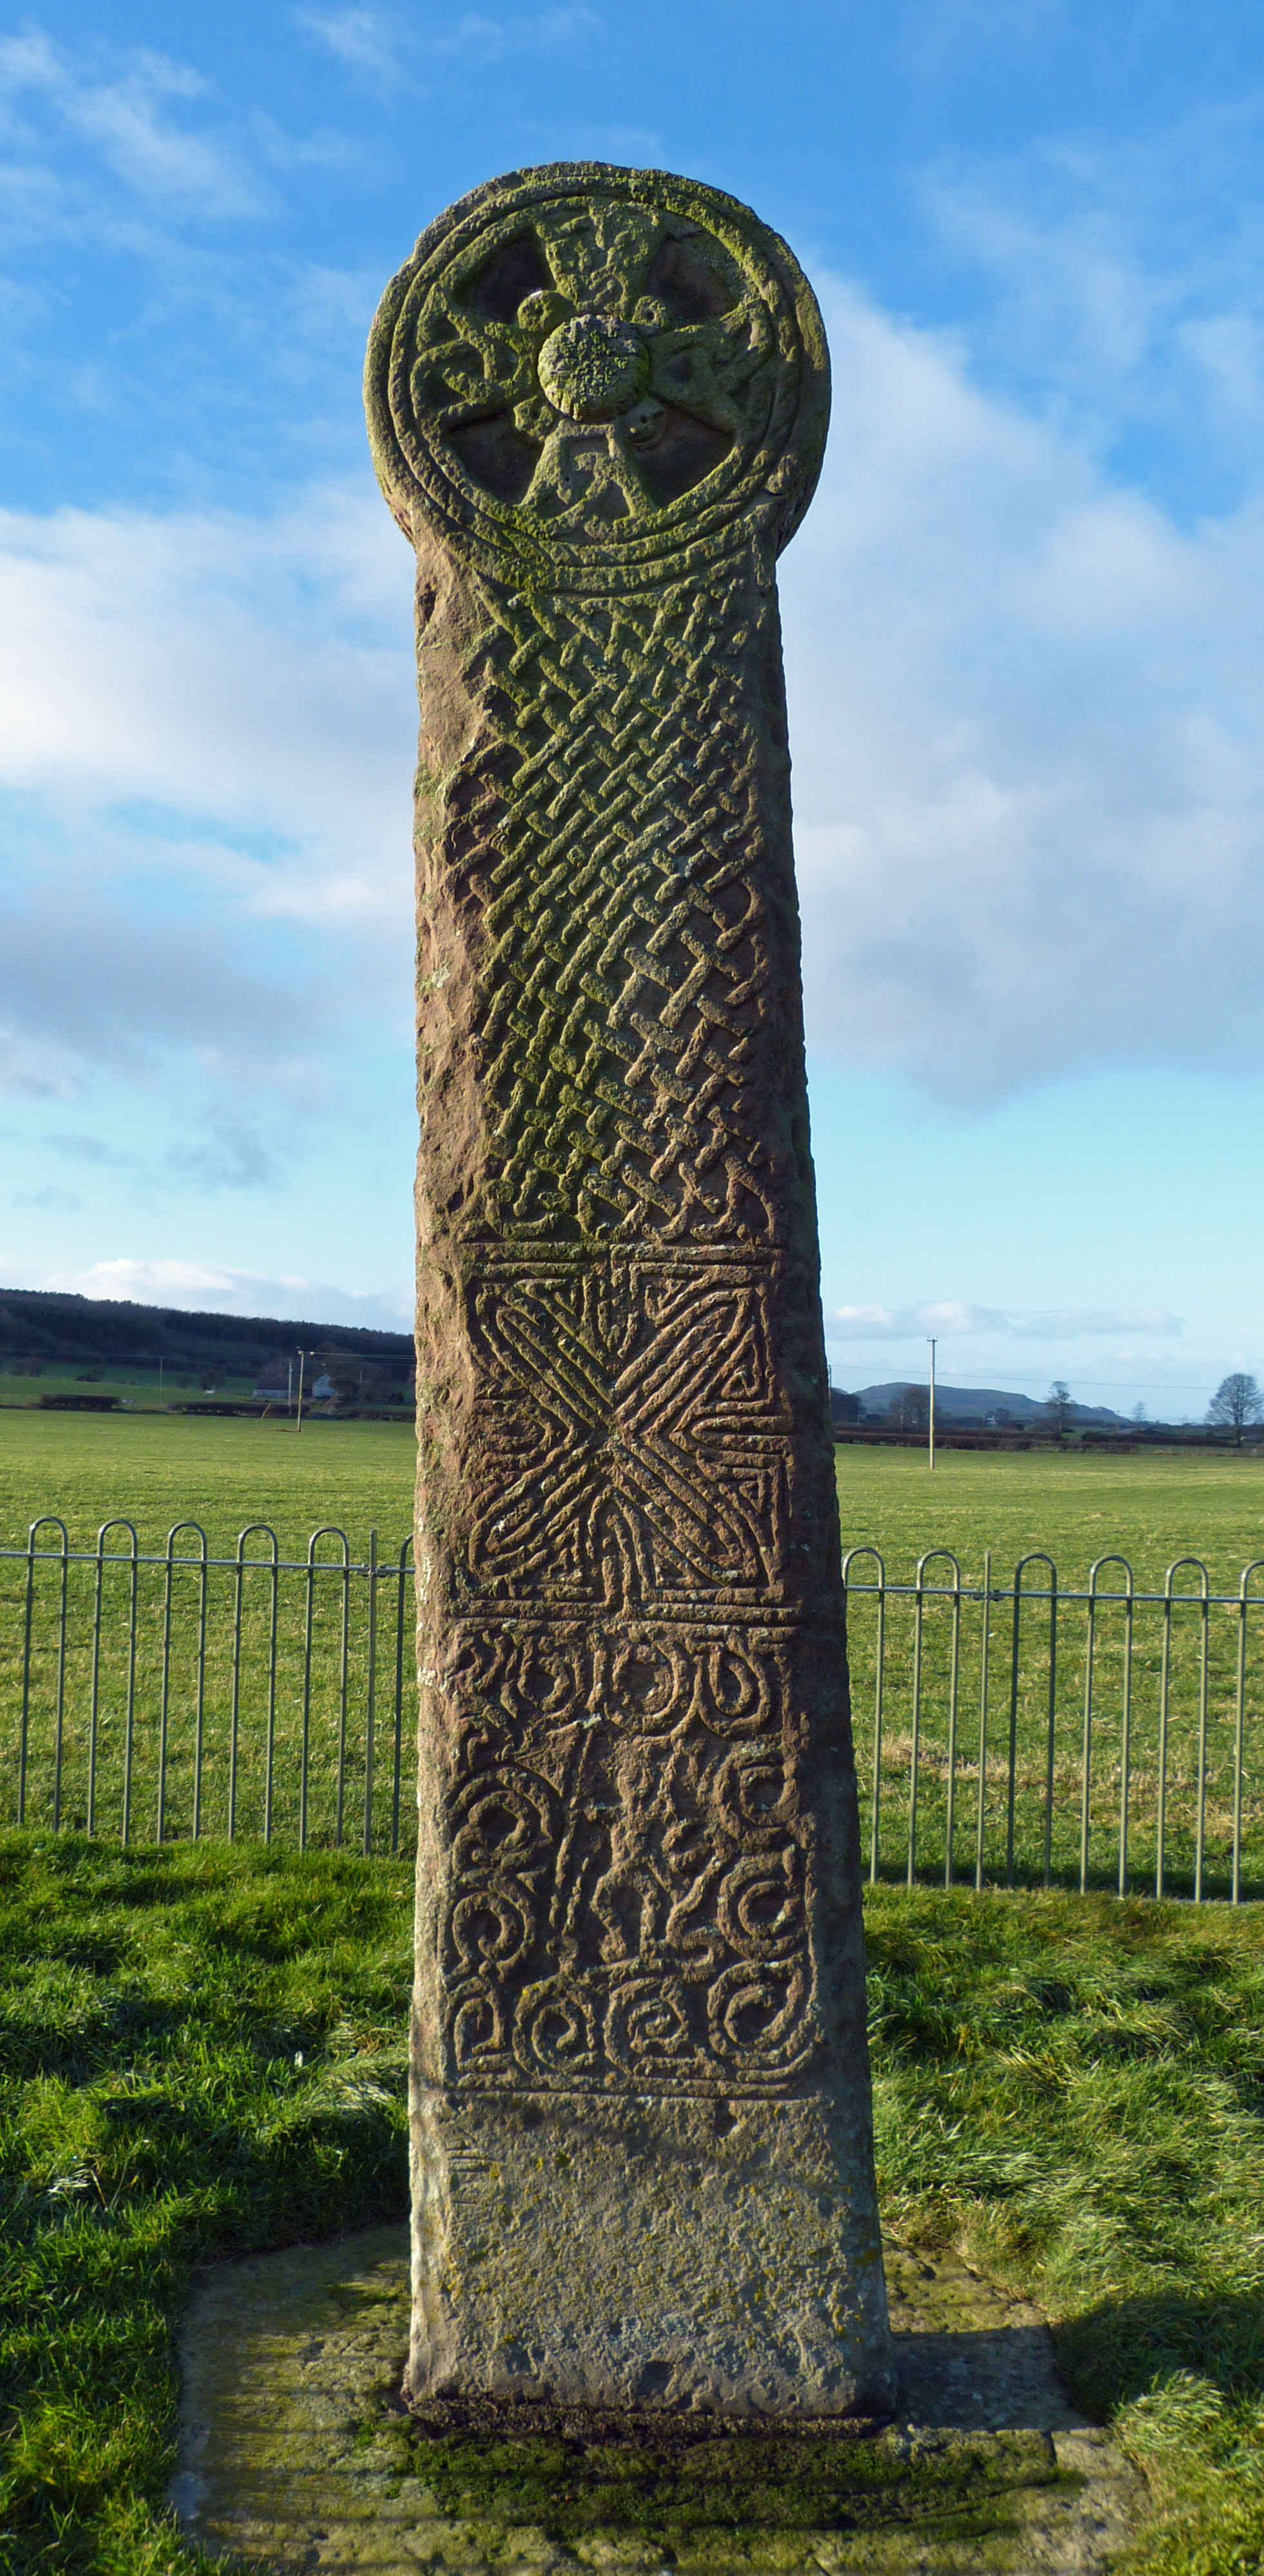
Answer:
[839, 1379, 1129, 1428]
[0, 1287, 412, 1377]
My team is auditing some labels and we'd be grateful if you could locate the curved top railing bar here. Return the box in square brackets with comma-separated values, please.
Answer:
[1162, 1555, 1211, 1602]
[1086, 1553, 1135, 1600]
[307, 1524, 352, 1567]
[25, 1515, 69, 1553]
[235, 1522, 280, 1564]
[914, 1547, 962, 1587]
[163, 1520, 209, 1566]
[95, 1517, 139, 1559]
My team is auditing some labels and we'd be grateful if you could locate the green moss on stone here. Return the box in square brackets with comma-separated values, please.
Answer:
[401, 2422, 1068, 2551]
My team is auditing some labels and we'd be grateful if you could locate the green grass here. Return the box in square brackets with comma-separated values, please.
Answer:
[835, 1443, 1264, 1593]
[0, 1367, 262, 1408]
[836, 1448, 1264, 1904]
[0, 1838, 1258, 2573]
[0, 1412, 416, 1562]
[0, 1833, 413, 2574]
[867, 1885, 1264, 2575]
[5, 1430, 1264, 1886]
[6, 1412, 1263, 1583]
[0, 1418, 420, 1854]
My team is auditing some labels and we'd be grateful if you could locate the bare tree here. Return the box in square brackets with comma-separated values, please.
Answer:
[318, 1349, 392, 1411]
[1207, 1372, 1264, 1447]
[1046, 1380, 1073, 1435]
[887, 1383, 930, 1431]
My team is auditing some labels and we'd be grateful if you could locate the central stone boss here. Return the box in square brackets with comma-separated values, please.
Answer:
[367, 162, 892, 2418]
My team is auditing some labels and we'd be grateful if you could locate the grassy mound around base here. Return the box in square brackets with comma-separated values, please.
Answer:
[0, 1839, 1258, 2571]
[866, 1888, 1264, 2572]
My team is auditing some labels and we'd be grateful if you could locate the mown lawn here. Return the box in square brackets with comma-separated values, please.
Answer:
[834, 1442, 1264, 1594]
[4, 1430, 1264, 1889]
[4, 1412, 1263, 1585]
[0, 1835, 1258, 2574]
[0, 1412, 417, 1562]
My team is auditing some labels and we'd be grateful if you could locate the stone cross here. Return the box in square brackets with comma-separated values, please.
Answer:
[366, 162, 893, 2420]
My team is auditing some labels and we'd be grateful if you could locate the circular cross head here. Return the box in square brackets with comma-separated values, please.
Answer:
[537, 314, 651, 422]
[365, 162, 830, 592]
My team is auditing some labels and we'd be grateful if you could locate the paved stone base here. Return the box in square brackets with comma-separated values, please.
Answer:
[410, 2092, 893, 2417]
[172, 2226, 1145, 2572]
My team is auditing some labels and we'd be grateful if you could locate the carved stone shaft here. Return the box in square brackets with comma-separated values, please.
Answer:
[367, 162, 893, 2418]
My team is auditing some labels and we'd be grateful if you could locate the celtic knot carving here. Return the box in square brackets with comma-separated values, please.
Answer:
[450, 1621, 786, 1740]
[371, 168, 855, 2114]
[448, 567, 796, 1245]
[438, 1706, 820, 2094]
[366, 162, 829, 590]
[463, 1254, 790, 1609]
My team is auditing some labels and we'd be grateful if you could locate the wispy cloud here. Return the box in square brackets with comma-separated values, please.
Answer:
[39, 1256, 411, 1329]
[783, 276, 1264, 1103]
[829, 1303, 1183, 1340]
[0, 32, 267, 221]
[294, 8, 408, 87]
[430, 8, 601, 62]
[294, 2, 598, 83]
[0, 482, 414, 1115]
[921, 95, 1264, 492]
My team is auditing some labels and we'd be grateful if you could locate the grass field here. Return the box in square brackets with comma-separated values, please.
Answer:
[0, 1411, 417, 1559]
[0, 1836, 1258, 2575]
[834, 1443, 1264, 1593]
[0, 1363, 262, 1406]
[3, 1408, 1263, 1580]
[3, 1421, 1264, 1891]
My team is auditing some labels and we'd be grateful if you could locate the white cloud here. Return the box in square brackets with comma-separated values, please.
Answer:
[294, 2, 598, 80]
[0, 33, 266, 221]
[921, 96, 1264, 475]
[7, 265, 1264, 1150]
[37, 1256, 411, 1329]
[0, 480, 415, 1104]
[430, 8, 601, 62]
[829, 1302, 1182, 1340]
[783, 276, 1264, 1102]
[294, 9, 407, 86]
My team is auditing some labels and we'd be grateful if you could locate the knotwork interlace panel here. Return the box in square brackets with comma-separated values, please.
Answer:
[369, 162, 844, 2110]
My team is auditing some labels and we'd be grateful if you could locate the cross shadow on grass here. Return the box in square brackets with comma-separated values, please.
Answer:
[1056, 2289, 1264, 2420]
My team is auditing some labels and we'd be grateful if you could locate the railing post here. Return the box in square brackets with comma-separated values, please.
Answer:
[158, 1524, 207, 1845]
[1234, 1562, 1264, 1905]
[1008, 1554, 1057, 1889]
[1158, 1558, 1210, 1900]
[19, 1519, 68, 1830]
[842, 1548, 885, 1884]
[908, 1558, 925, 1888]
[305, 1528, 352, 1849]
[391, 1538, 412, 1857]
[944, 1557, 962, 1888]
[51, 1523, 69, 1833]
[91, 1521, 139, 1842]
[363, 1528, 378, 1857]
[975, 1548, 991, 1893]
[1118, 1564, 1135, 1898]
[905, 1550, 961, 1891]
[1082, 1557, 1134, 1897]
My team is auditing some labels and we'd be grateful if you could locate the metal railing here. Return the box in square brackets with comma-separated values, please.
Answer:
[843, 1548, 1264, 1902]
[1, 1520, 415, 1854]
[4, 1520, 1263, 1899]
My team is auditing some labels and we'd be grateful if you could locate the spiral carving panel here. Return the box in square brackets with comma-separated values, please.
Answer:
[369, 162, 892, 2418]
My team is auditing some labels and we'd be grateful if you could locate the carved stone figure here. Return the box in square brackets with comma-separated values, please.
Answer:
[366, 161, 893, 2418]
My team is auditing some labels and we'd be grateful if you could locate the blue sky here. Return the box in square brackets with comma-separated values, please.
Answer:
[1, 1, 1263, 1417]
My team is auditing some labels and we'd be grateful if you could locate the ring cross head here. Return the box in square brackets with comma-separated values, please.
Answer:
[366, 162, 830, 585]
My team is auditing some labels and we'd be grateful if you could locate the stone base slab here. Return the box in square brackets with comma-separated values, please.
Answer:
[409, 2088, 894, 2418]
[172, 2222, 1147, 2573]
